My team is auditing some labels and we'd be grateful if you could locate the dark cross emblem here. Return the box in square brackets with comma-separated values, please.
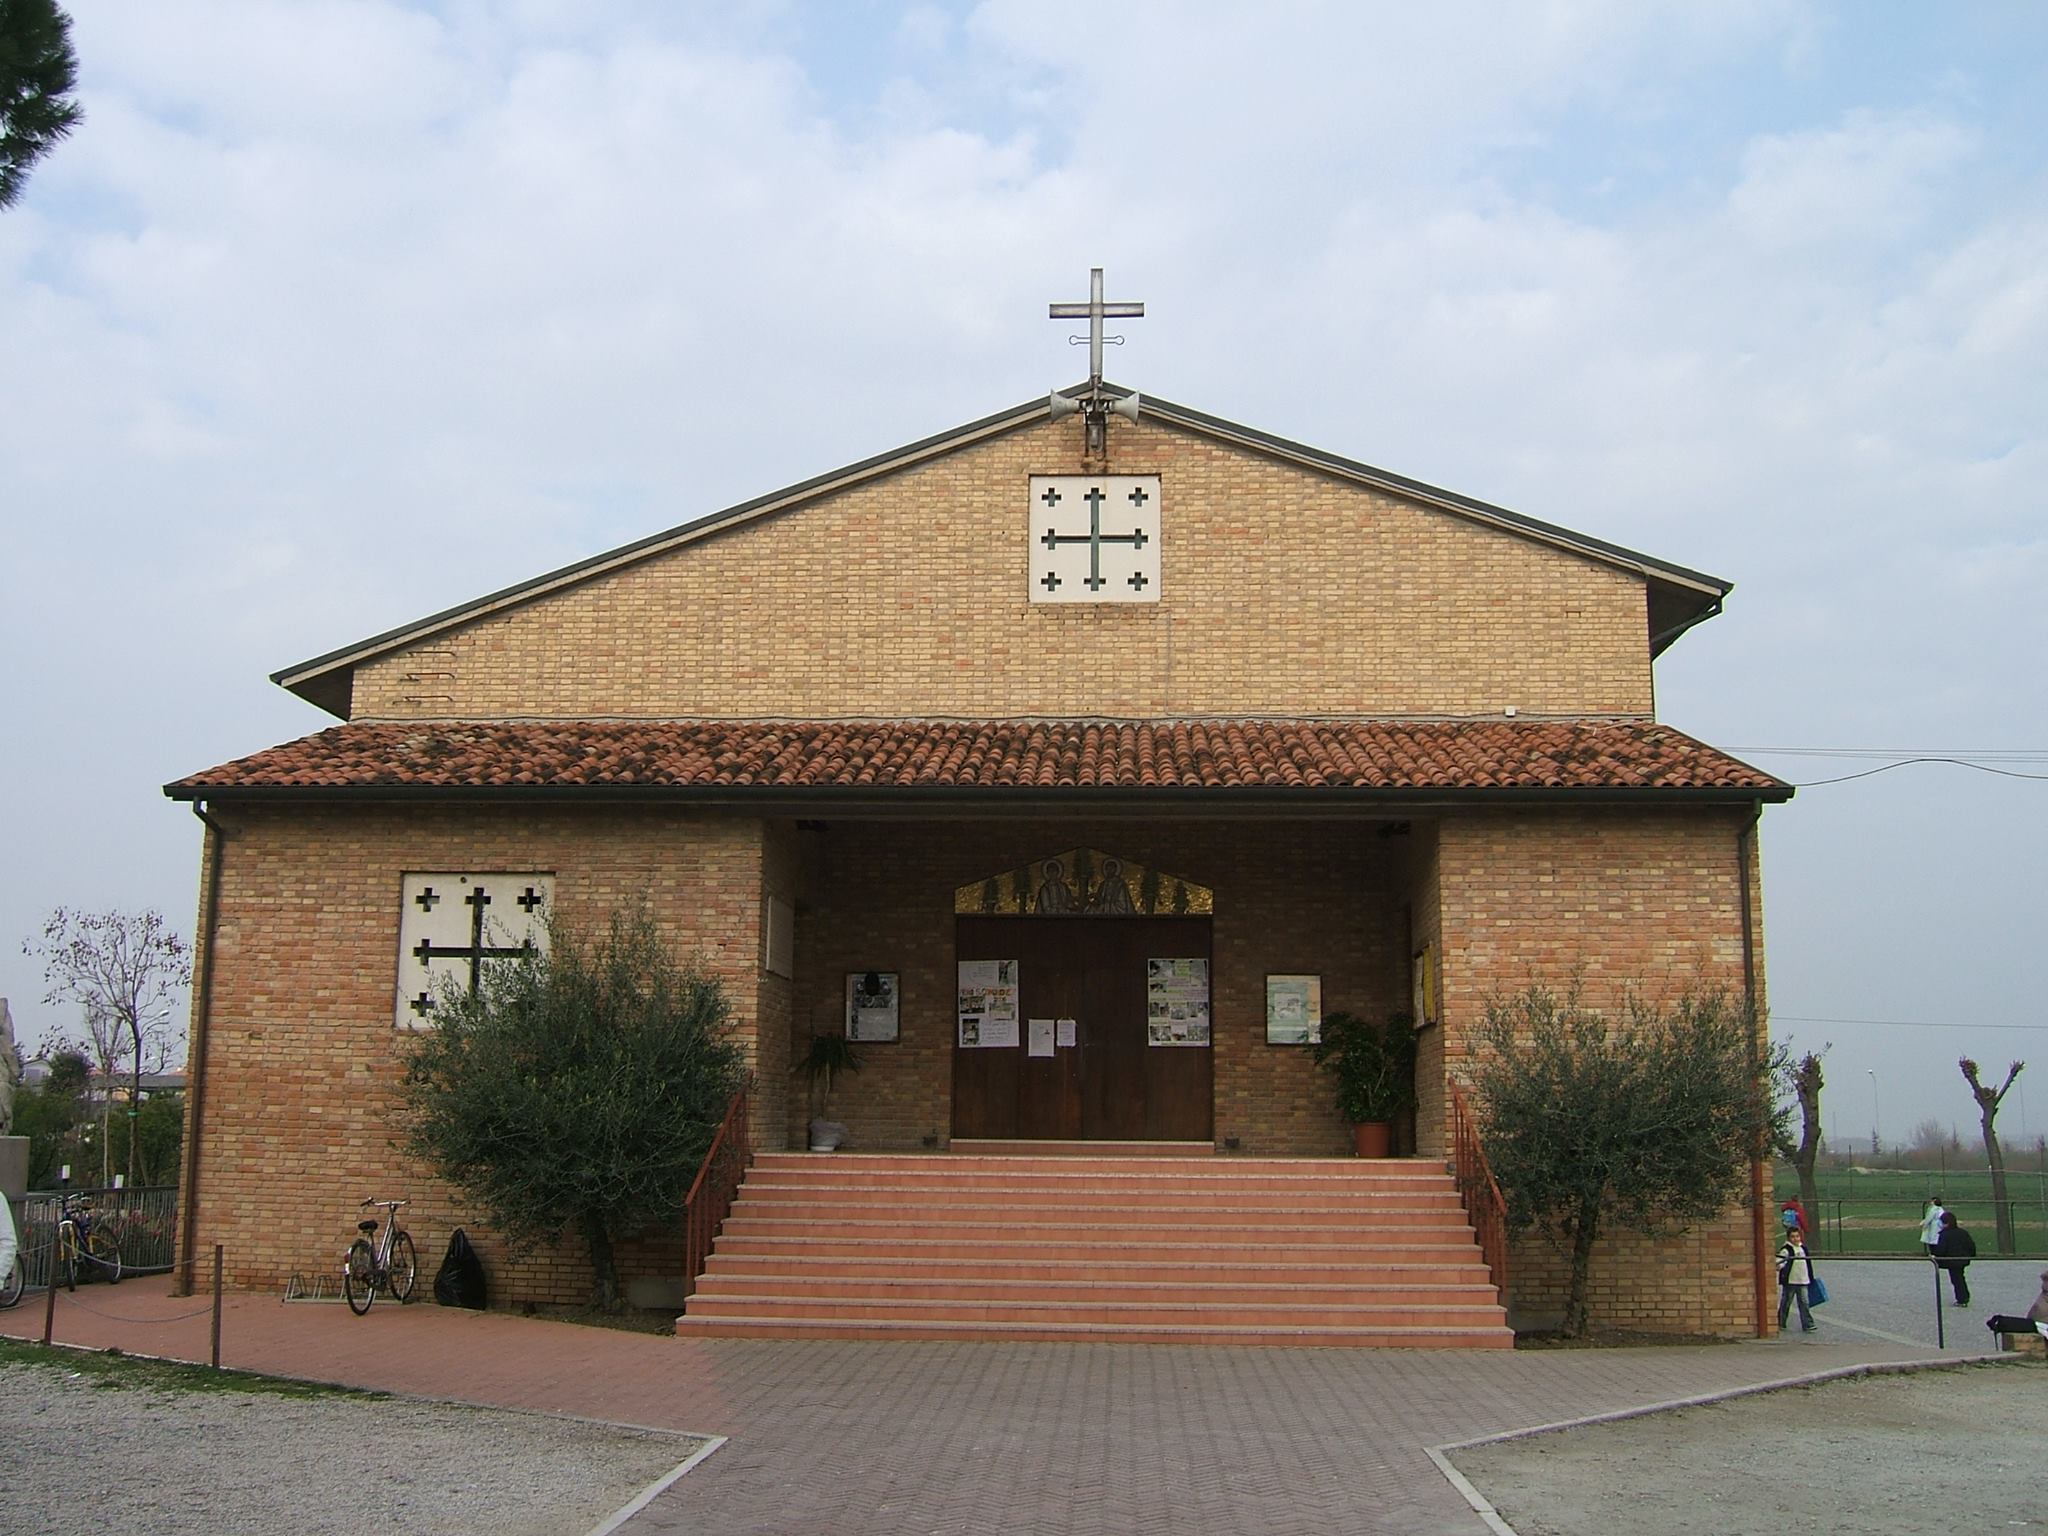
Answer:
[1041, 484, 1149, 591]
[414, 885, 439, 910]
[410, 883, 537, 1006]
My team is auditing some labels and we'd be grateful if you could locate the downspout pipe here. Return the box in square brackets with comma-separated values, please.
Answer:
[1738, 804, 1770, 1337]
[175, 801, 227, 1296]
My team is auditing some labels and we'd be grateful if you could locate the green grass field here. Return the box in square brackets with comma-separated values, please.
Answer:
[1773, 1165, 2048, 1256]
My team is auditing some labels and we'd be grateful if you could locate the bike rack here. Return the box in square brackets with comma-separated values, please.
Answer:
[281, 1271, 347, 1304]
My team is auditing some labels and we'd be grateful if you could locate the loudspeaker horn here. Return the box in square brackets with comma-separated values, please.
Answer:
[1109, 392, 1142, 423]
[1047, 390, 1081, 419]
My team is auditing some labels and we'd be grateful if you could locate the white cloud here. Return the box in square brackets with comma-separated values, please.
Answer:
[1, 4, 2043, 1137]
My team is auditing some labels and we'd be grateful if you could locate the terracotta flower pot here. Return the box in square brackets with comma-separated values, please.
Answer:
[1352, 1122, 1392, 1158]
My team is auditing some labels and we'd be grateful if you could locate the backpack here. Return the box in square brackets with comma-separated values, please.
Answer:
[433, 1227, 488, 1309]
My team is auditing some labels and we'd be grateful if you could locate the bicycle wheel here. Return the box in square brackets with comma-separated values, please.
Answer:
[343, 1238, 377, 1315]
[386, 1231, 418, 1302]
[87, 1230, 122, 1285]
[0, 1254, 22, 1309]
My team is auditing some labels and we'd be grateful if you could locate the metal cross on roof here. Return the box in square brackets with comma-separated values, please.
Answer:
[1049, 267, 1144, 392]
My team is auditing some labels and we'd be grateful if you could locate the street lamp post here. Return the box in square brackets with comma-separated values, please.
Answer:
[1868, 1069, 1880, 1159]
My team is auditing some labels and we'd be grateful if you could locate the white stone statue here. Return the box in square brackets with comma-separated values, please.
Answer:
[0, 998, 20, 1136]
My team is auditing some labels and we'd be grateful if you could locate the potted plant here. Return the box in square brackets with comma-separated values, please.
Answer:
[793, 1032, 864, 1151]
[1309, 1010, 1418, 1156]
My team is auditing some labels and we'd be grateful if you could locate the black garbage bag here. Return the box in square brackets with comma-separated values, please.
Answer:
[433, 1228, 488, 1309]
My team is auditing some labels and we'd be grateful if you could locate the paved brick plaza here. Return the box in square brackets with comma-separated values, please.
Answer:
[7, 1262, 2016, 1534]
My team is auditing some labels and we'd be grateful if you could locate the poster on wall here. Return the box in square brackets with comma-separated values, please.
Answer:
[957, 959, 1021, 1048]
[845, 971, 900, 1042]
[1146, 957, 1211, 1047]
[1266, 974, 1323, 1045]
[1412, 945, 1439, 1029]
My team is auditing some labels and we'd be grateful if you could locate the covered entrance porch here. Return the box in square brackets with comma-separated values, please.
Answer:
[769, 817, 1434, 1159]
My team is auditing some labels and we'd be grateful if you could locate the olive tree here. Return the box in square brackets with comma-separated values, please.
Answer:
[1472, 984, 1788, 1338]
[403, 905, 748, 1308]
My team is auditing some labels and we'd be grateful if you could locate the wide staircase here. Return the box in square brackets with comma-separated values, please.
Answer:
[675, 1149, 1513, 1347]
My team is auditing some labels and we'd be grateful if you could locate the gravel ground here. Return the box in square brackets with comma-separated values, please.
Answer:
[1, 1356, 707, 1536]
[1449, 1360, 2044, 1535]
[1447, 1258, 2048, 1535]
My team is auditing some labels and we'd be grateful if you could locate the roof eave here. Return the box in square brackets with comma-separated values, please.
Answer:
[164, 782, 1794, 810]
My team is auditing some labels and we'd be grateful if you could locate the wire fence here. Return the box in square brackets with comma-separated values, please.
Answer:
[1799, 1197, 2048, 1258]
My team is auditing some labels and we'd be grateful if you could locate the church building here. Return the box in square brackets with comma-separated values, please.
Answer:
[168, 273, 1790, 1342]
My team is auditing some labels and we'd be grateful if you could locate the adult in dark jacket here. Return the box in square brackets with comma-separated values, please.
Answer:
[1933, 1210, 1977, 1305]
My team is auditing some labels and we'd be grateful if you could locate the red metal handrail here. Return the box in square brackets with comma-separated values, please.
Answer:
[682, 1085, 752, 1298]
[1449, 1080, 1510, 1303]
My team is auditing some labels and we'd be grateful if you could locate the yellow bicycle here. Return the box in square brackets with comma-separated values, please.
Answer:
[56, 1193, 122, 1290]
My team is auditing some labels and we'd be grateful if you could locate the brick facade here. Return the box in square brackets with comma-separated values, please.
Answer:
[181, 803, 772, 1297]
[349, 415, 1654, 723]
[177, 398, 1780, 1332]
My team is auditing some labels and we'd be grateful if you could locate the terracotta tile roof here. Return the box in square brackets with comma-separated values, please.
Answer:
[167, 719, 1788, 798]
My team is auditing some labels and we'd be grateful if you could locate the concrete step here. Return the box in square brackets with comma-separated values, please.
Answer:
[738, 1183, 1465, 1209]
[704, 1253, 1487, 1285]
[684, 1151, 1510, 1349]
[716, 1220, 1474, 1245]
[710, 1234, 1485, 1264]
[689, 1274, 1499, 1307]
[673, 1315, 1516, 1348]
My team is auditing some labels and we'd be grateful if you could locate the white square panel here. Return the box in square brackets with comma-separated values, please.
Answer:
[1029, 476, 1161, 603]
[395, 872, 552, 1027]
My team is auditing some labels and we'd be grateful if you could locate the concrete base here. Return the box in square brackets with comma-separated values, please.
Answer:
[0, 1137, 26, 1202]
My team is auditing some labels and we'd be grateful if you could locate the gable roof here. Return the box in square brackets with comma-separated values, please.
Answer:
[166, 717, 1790, 805]
[273, 385, 1734, 719]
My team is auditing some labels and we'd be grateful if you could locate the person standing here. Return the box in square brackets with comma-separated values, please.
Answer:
[1780, 1198, 1811, 1239]
[1920, 1195, 1947, 1256]
[1933, 1211, 1976, 1306]
[1777, 1224, 1817, 1333]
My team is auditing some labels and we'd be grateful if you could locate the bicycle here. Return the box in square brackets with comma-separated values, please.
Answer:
[55, 1193, 122, 1290]
[342, 1198, 417, 1315]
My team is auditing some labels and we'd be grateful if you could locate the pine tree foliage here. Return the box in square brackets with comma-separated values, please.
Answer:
[1472, 984, 1788, 1337]
[403, 906, 748, 1308]
[0, 0, 84, 210]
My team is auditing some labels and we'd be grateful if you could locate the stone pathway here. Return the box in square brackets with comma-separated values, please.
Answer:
[3, 1260, 2017, 1535]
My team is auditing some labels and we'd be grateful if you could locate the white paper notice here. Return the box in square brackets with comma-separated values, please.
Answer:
[1055, 1018, 1077, 1048]
[1028, 1018, 1056, 1057]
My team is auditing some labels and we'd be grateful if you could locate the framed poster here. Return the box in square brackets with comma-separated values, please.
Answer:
[846, 971, 900, 1042]
[1265, 974, 1322, 1045]
[1146, 957, 1211, 1046]
[957, 958, 1020, 1048]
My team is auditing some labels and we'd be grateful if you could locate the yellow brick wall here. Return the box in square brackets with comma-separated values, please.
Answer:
[181, 803, 774, 1303]
[182, 798, 1769, 1329]
[1433, 808, 1768, 1336]
[350, 415, 1654, 721]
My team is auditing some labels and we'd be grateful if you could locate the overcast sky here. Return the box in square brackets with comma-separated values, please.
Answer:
[3, 2, 2043, 1152]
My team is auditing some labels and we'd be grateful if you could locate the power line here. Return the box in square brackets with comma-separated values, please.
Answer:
[1733, 747, 2048, 759]
[1773, 1014, 2045, 1032]
[1720, 748, 2048, 787]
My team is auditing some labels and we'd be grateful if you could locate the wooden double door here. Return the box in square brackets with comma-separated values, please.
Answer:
[952, 915, 1213, 1142]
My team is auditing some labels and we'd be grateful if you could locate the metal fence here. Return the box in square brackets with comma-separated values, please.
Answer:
[9, 1186, 178, 1289]
[1803, 1197, 2048, 1258]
